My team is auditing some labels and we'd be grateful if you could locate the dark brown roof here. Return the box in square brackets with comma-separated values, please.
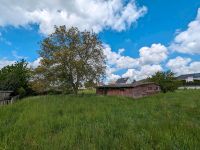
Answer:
[97, 82, 158, 89]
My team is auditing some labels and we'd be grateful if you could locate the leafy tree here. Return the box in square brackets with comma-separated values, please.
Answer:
[148, 71, 180, 93]
[36, 26, 106, 94]
[0, 59, 31, 95]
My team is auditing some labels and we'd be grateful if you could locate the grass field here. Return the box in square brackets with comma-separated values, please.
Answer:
[0, 90, 200, 149]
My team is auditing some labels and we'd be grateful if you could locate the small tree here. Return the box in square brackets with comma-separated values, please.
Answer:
[37, 26, 106, 94]
[0, 59, 31, 95]
[148, 71, 179, 93]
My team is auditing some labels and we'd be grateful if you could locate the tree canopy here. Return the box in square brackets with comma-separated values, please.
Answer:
[0, 59, 31, 96]
[34, 26, 106, 94]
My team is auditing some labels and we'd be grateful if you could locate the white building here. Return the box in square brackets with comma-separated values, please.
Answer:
[177, 73, 200, 82]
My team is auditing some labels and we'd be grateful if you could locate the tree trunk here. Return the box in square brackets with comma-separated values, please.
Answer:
[72, 83, 78, 95]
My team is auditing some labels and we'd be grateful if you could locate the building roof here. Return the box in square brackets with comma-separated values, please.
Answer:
[177, 73, 200, 80]
[0, 91, 13, 93]
[115, 77, 129, 84]
[97, 82, 158, 89]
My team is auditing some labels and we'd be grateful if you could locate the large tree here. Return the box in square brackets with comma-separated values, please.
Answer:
[37, 26, 106, 94]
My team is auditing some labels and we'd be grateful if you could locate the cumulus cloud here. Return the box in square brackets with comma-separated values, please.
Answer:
[170, 8, 200, 54]
[103, 43, 166, 81]
[0, 0, 147, 34]
[105, 66, 120, 83]
[139, 43, 168, 65]
[166, 56, 200, 75]
[103, 44, 139, 69]
[122, 65, 163, 80]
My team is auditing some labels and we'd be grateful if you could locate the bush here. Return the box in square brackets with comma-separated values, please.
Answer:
[17, 87, 26, 98]
[149, 71, 180, 93]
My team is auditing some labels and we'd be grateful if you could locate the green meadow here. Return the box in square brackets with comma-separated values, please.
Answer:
[0, 90, 200, 149]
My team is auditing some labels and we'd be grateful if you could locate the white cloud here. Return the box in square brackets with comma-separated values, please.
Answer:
[122, 65, 163, 80]
[170, 8, 200, 54]
[105, 66, 120, 83]
[103, 43, 166, 81]
[29, 57, 42, 68]
[166, 56, 200, 75]
[103, 44, 139, 69]
[0, 59, 15, 69]
[0, 57, 41, 69]
[139, 43, 168, 65]
[0, 0, 147, 34]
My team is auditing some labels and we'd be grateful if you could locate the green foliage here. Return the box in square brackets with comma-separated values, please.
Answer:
[149, 71, 180, 93]
[0, 90, 200, 149]
[17, 87, 26, 98]
[35, 26, 106, 94]
[0, 59, 30, 95]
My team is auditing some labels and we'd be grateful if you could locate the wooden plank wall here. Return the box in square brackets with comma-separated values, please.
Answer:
[97, 83, 160, 99]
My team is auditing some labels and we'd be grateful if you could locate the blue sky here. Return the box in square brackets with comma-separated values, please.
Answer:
[0, 0, 200, 81]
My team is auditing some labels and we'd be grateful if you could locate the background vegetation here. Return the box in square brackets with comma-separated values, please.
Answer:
[149, 71, 180, 93]
[0, 59, 31, 96]
[0, 90, 199, 149]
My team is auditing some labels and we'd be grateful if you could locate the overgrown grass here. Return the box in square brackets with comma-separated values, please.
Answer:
[0, 90, 200, 149]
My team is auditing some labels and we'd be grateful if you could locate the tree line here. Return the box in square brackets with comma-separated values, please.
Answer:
[0, 26, 182, 97]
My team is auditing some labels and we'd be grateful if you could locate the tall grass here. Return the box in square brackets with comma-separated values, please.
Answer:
[0, 90, 200, 149]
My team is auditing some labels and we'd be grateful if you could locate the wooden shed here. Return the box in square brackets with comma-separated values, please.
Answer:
[96, 82, 160, 99]
[0, 91, 19, 105]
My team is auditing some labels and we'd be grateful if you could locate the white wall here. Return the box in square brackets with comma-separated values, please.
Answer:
[178, 86, 200, 89]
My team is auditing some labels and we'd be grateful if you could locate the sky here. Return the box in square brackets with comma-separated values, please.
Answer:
[0, 0, 200, 82]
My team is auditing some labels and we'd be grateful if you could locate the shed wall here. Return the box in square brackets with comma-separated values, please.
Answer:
[96, 84, 160, 98]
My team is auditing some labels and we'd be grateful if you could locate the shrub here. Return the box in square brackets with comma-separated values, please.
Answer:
[149, 71, 180, 93]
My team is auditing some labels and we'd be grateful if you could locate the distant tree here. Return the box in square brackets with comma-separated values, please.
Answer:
[84, 80, 97, 89]
[0, 59, 31, 96]
[148, 71, 180, 93]
[36, 26, 106, 94]
[29, 66, 50, 94]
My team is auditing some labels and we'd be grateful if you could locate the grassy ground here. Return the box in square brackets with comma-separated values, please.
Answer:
[0, 90, 200, 149]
